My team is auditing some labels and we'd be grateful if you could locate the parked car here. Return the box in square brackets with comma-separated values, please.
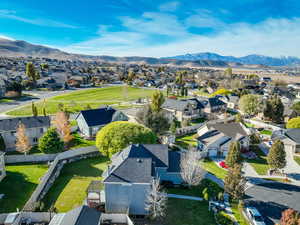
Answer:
[246, 207, 266, 225]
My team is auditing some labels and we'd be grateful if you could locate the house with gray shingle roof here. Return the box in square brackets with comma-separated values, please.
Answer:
[102, 144, 183, 215]
[197, 122, 250, 157]
[0, 116, 50, 151]
[272, 129, 300, 154]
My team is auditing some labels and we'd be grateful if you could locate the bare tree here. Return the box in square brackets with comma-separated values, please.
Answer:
[180, 149, 205, 187]
[145, 179, 167, 220]
[16, 122, 31, 155]
[52, 111, 73, 145]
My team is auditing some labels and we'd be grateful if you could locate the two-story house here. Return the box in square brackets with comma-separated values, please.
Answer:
[197, 122, 250, 157]
[0, 151, 5, 182]
[102, 144, 183, 215]
[200, 97, 227, 114]
[272, 129, 300, 154]
[76, 107, 128, 138]
[162, 98, 204, 122]
[0, 116, 51, 151]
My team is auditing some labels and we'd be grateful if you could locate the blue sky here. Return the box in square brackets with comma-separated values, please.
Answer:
[0, 0, 300, 57]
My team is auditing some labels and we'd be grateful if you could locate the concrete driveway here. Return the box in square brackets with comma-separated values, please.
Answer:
[245, 182, 300, 225]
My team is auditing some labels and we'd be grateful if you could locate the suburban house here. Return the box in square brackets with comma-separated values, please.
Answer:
[102, 144, 183, 215]
[197, 122, 250, 157]
[49, 205, 134, 225]
[162, 98, 204, 122]
[0, 116, 51, 151]
[219, 95, 239, 110]
[272, 129, 300, 154]
[76, 107, 128, 138]
[0, 151, 5, 182]
[200, 97, 227, 114]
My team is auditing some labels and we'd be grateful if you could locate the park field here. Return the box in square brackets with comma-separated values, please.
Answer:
[7, 86, 156, 116]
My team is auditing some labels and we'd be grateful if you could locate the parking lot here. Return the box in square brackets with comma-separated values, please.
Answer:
[245, 182, 300, 225]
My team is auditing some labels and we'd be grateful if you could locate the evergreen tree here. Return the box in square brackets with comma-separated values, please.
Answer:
[26, 62, 37, 82]
[264, 95, 284, 123]
[267, 139, 286, 171]
[32, 102, 38, 116]
[0, 134, 6, 151]
[224, 164, 246, 200]
[225, 141, 242, 167]
[38, 128, 64, 154]
[151, 91, 165, 113]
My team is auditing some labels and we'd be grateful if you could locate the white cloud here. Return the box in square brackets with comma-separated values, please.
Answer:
[64, 13, 300, 58]
[159, 1, 180, 12]
[0, 34, 14, 41]
[0, 9, 79, 29]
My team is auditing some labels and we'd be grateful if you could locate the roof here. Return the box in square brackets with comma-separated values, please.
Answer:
[162, 98, 204, 111]
[59, 206, 101, 225]
[0, 116, 50, 132]
[77, 107, 117, 127]
[103, 144, 169, 183]
[167, 151, 182, 173]
[207, 123, 248, 138]
[207, 97, 226, 107]
[285, 129, 300, 143]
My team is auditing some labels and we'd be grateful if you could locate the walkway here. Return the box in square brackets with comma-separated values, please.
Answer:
[167, 194, 203, 201]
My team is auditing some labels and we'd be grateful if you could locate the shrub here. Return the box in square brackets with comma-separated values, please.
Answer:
[215, 212, 235, 225]
[38, 127, 64, 154]
[286, 117, 300, 129]
[96, 121, 157, 158]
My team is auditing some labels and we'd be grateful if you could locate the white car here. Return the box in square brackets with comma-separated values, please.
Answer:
[246, 207, 266, 225]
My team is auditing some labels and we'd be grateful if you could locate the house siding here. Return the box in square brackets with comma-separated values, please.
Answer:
[104, 182, 151, 215]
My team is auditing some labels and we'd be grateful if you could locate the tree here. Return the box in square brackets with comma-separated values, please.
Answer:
[287, 117, 300, 129]
[224, 67, 233, 77]
[180, 149, 205, 188]
[292, 102, 300, 116]
[250, 133, 261, 145]
[170, 119, 177, 134]
[225, 142, 242, 168]
[145, 179, 167, 220]
[224, 164, 246, 200]
[210, 88, 231, 97]
[280, 208, 300, 225]
[151, 91, 165, 113]
[31, 102, 38, 117]
[239, 94, 261, 116]
[263, 95, 284, 123]
[42, 99, 47, 116]
[26, 62, 37, 82]
[267, 139, 286, 171]
[96, 121, 157, 157]
[235, 113, 243, 123]
[16, 123, 31, 155]
[0, 134, 6, 151]
[38, 128, 64, 154]
[52, 111, 73, 146]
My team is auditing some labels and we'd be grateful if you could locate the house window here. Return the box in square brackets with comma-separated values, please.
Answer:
[33, 137, 38, 143]
[40, 128, 44, 133]
[11, 131, 16, 136]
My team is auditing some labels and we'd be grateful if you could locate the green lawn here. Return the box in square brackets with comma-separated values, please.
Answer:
[231, 202, 250, 225]
[244, 123, 255, 128]
[190, 118, 206, 125]
[69, 133, 95, 149]
[294, 156, 300, 166]
[260, 130, 272, 136]
[7, 86, 156, 116]
[175, 133, 198, 149]
[245, 146, 269, 175]
[42, 156, 108, 212]
[0, 98, 14, 103]
[0, 163, 48, 213]
[201, 158, 228, 180]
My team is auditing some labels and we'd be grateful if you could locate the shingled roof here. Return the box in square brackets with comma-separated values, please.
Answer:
[285, 129, 300, 143]
[0, 116, 50, 132]
[77, 107, 117, 127]
[59, 206, 101, 225]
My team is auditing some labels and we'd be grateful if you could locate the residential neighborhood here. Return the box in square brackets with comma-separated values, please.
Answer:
[1, 1, 300, 225]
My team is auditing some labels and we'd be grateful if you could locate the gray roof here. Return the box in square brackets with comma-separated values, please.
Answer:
[167, 151, 182, 173]
[207, 123, 248, 138]
[285, 129, 300, 143]
[103, 144, 170, 183]
[0, 116, 50, 132]
[59, 206, 101, 225]
[162, 98, 203, 112]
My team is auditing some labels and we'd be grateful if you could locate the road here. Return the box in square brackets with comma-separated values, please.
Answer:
[245, 181, 300, 225]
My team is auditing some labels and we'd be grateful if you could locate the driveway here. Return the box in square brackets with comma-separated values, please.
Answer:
[245, 182, 300, 225]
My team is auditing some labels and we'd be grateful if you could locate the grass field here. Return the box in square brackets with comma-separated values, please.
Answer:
[201, 158, 228, 180]
[7, 86, 156, 116]
[260, 130, 272, 136]
[245, 146, 269, 175]
[42, 156, 108, 212]
[231, 202, 250, 225]
[294, 156, 300, 166]
[0, 163, 48, 213]
[175, 133, 198, 149]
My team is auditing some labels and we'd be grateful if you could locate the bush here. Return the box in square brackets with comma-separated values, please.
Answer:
[96, 121, 157, 158]
[38, 127, 64, 154]
[215, 212, 235, 225]
[286, 117, 300, 129]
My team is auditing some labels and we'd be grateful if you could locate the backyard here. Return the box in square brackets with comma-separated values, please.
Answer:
[0, 163, 48, 213]
[175, 133, 198, 149]
[245, 146, 269, 175]
[42, 156, 108, 212]
[6, 86, 156, 116]
[294, 156, 300, 166]
[201, 158, 228, 180]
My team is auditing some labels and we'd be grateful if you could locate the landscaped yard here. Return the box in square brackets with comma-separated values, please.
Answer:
[175, 133, 198, 149]
[260, 129, 272, 136]
[201, 158, 228, 180]
[231, 202, 250, 225]
[294, 156, 300, 166]
[245, 146, 269, 175]
[42, 156, 108, 212]
[0, 163, 48, 213]
[69, 133, 95, 149]
[6, 86, 157, 116]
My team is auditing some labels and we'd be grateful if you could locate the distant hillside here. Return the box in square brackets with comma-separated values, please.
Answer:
[164, 52, 300, 66]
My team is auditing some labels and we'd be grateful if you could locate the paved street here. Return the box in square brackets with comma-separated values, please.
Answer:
[245, 182, 300, 225]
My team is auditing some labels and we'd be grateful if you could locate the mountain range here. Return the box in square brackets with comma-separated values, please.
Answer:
[164, 52, 300, 66]
[0, 37, 298, 67]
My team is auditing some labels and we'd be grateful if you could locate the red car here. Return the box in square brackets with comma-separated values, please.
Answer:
[219, 161, 229, 169]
